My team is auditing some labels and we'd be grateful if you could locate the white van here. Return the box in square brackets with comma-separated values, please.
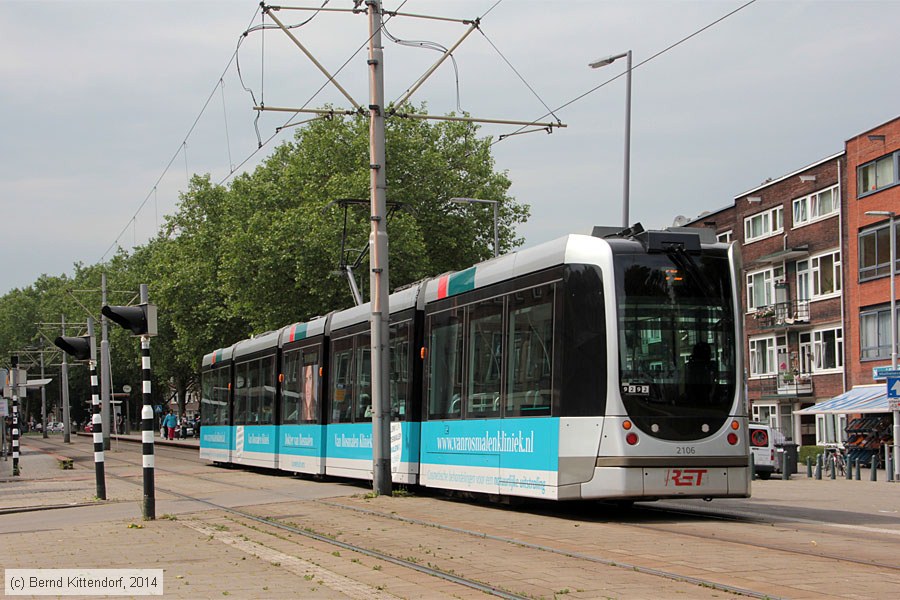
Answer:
[749, 423, 776, 479]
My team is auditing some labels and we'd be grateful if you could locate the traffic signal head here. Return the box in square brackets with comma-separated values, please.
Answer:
[102, 303, 157, 337]
[54, 335, 92, 361]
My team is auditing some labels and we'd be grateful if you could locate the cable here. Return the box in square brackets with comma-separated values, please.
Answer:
[477, 27, 560, 125]
[383, 23, 463, 112]
[490, 0, 758, 147]
[99, 4, 263, 262]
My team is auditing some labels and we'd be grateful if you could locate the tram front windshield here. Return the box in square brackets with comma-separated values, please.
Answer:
[615, 247, 736, 441]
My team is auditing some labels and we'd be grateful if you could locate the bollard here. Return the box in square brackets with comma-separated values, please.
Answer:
[854, 459, 861, 481]
[830, 454, 836, 479]
[806, 456, 813, 478]
[750, 452, 756, 480]
[846, 456, 853, 480]
[888, 457, 894, 482]
[815, 454, 822, 480]
[782, 458, 790, 480]
[870, 455, 878, 481]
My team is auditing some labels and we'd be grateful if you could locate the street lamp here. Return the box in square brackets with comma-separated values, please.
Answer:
[866, 209, 898, 480]
[589, 50, 632, 228]
[450, 197, 499, 258]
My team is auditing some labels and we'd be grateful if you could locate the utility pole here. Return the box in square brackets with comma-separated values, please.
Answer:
[101, 273, 111, 449]
[87, 317, 107, 500]
[40, 341, 47, 439]
[11, 355, 20, 476]
[367, 0, 391, 496]
[61, 315, 71, 444]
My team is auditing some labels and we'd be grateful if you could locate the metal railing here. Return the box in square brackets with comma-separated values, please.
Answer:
[753, 300, 810, 329]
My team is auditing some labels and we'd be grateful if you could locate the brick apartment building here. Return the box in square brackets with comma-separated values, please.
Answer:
[688, 115, 900, 452]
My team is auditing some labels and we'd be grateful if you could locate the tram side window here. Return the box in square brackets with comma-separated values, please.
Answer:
[300, 349, 320, 423]
[389, 322, 410, 421]
[259, 355, 276, 425]
[356, 334, 372, 420]
[467, 297, 503, 418]
[246, 359, 261, 424]
[281, 350, 301, 425]
[201, 366, 230, 426]
[331, 338, 354, 423]
[560, 264, 607, 417]
[234, 361, 250, 425]
[428, 308, 463, 419]
[506, 284, 554, 417]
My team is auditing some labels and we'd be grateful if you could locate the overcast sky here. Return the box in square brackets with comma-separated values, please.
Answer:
[2, 0, 899, 295]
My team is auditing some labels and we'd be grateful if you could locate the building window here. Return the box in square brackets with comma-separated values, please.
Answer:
[812, 327, 843, 372]
[792, 184, 839, 227]
[747, 265, 784, 311]
[744, 206, 784, 243]
[717, 230, 733, 244]
[858, 153, 897, 196]
[749, 336, 777, 377]
[859, 222, 900, 281]
[810, 250, 841, 297]
[860, 305, 900, 360]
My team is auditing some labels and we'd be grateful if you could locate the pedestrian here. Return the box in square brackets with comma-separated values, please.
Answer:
[163, 410, 177, 441]
[179, 413, 187, 439]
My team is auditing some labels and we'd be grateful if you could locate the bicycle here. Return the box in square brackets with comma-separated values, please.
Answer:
[826, 447, 846, 477]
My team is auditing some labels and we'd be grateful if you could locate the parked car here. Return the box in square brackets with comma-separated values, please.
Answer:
[749, 423, 776, 479]
[47, 422, 65, 433]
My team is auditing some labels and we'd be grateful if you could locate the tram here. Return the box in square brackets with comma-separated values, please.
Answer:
[200, 226, 750, 501]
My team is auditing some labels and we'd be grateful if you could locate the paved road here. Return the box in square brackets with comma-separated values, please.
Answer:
[2, 435, 899, 599]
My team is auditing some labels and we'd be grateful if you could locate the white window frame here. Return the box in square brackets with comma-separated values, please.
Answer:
[744, 206, 784, 243]
[749, 336, 778, 378]
[792, 184, 839, 228]
[717, 230, 733, 244]
[746, 265, 784, 312]
[811, 326, 843, 373]
[806, 249, 842, 300]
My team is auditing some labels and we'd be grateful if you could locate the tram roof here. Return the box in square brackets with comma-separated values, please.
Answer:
[232, 329, 281, 359]
[421, 234, 610, 303]
[329, 282, 425, 332]
[202, 343, 235, 368]
[278, 315, 329, 347]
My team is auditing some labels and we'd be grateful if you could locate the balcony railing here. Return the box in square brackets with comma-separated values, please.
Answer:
[752, 300, 810, 329]
[758, 372, 814, 397]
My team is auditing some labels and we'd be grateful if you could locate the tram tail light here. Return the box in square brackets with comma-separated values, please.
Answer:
[727, 432, 739, 445]
[622, 420, 633, 430]
[730, 420, 740, 430]
[625, 432, 639, 445]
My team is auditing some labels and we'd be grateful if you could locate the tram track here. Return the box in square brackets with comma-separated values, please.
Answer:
[23, 437, 896, 599]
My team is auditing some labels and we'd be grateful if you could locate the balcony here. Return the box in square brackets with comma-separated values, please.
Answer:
[752, 300, 810, 330]
[759, 372, 814, 398]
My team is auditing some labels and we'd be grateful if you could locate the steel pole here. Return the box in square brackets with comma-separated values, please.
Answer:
[140, 284, 155, 519]
[11, 356, 20, 476]
[101, 272, 111, 450]
[367, 0, 392, 496]
[492, 201, 499, 258]
[40, 342, 47, 439]
[622, 50, 632, 228]
[88, 318, 106, 499]
[890, 214, 899, 480]
[61, 315, 71, 444]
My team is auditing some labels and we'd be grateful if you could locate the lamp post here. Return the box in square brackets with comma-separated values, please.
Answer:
[589, 50, 632, 228]
[866, 210, 898, 480]
[450, 197, 499, 258]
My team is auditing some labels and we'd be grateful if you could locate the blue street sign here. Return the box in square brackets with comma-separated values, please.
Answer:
[872, 366, 900, 380]
[888, 377, 900, 399]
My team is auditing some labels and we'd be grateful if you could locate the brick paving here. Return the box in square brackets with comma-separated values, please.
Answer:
[2, 436, 899, 599]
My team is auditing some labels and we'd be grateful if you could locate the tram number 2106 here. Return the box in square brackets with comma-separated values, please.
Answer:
[622, 384, 650, 395]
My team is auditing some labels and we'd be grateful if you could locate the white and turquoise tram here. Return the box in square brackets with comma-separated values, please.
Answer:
[201, 227, 750, 501]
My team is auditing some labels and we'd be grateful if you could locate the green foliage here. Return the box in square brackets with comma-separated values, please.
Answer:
[0, 110, 525, 406]
[798, 445, 823, 465]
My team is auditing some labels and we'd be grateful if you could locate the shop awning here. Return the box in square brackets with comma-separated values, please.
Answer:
[794, 385, 889, 414]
